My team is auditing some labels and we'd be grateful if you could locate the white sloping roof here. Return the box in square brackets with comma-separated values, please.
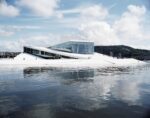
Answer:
[24, 46, 93, 59]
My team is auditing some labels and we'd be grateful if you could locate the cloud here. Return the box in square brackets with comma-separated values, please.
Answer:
[112, 5, 150, 48]
[0, 0, 19, 17]
[75, 4, 119, 45]
[0, 25, 41, 31]
[0, 40, 22, 51]
[18, 33, 82, 47]
[17, 0, 60, 17]
[113, 5, 146, 41]
[0, 35, 48, 51]
[128, 5, 146, 16]
[0, 29, 14, 37]
[61, 4, 108, 20]
[0, 25, 41, 37]
[0, 3, 150, 50]
[0, 33, 83, 51]
[76, 4, 150, 48]
[79, 21, 119, 45]
[58, 5, 114, 45]
[0, 35, 52, 51]
[80, 5, 108, 20]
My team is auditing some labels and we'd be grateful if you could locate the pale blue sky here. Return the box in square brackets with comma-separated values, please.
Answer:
[0, 0, 150, 51]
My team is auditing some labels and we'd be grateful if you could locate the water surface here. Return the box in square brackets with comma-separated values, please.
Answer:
[0, 64, 150, 118]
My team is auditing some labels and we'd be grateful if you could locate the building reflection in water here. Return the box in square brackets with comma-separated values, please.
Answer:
[0, 66, 149, 117]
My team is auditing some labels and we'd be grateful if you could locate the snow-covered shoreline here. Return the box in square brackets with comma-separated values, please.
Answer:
[0, 53, 146, 68]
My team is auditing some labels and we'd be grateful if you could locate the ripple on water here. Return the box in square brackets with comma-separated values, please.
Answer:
[0, 63, 150, 118]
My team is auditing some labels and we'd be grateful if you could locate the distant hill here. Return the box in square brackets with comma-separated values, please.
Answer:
[94, 45, 150, 60]
[0, 52, 20, 58]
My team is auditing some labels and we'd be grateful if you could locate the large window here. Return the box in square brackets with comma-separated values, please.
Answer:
[51, 41, 94, 54]
[23, 46, 75, 59]
[24, 47, 39, 55]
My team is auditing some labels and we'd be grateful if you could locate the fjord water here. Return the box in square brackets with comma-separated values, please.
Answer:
[0, 64, 150, 118]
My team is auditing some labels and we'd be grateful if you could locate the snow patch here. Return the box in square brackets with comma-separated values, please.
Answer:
[0, 53, 146, 68]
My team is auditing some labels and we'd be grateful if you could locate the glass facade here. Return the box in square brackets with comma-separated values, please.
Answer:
[51, 41, 94, 54]
[23, 41, 94, 59]
[24, 47, 62, 59]
[24, 47, 40, 55]
[23, 47, 77, 59]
